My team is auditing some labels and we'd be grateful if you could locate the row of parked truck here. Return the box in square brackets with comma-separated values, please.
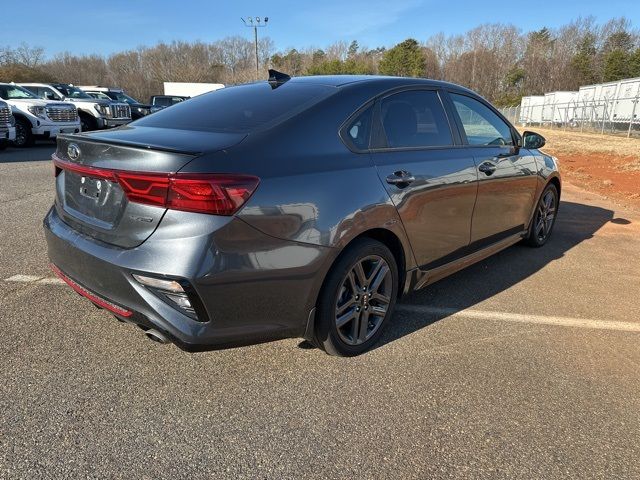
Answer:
[0, 82, 192, 149]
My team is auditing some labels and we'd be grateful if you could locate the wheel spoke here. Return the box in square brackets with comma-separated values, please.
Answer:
[354, 262, 367, 288]
[370, 266, 389, 294]
[371, 292, 391, 306]
[350, 311, 361, 341]
[336, 297, 356, 316]
[535, 218, 544, 236]
[367, 260, 383, 284]
[337, 308, 357, 329]
[545, 217, 553, 235]
[346, 271, 357, 295]
[357, 310, 370, 343]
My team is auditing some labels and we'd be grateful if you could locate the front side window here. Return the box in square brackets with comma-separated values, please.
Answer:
[53, 85, 92, 99]
[43, 87, 62, 100]
[90, 92, 112, 101]
[380, 90, 453, 149]
[450, 93, 513, 146]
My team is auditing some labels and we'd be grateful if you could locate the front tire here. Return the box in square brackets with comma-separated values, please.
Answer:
[13, 118, 34, 148]
[315, 238, 398, 356]
[526, 183, 558, 247]
[79, 113, 97, 132]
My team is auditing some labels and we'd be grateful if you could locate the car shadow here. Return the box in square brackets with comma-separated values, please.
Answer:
[0, 144, 55, 163]
[374, 200, 617, 350]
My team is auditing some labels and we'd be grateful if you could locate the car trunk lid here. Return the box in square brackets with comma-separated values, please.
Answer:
[53, 128, 247, 248]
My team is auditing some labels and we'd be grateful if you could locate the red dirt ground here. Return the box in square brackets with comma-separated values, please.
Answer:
[552, 152, 640, 211]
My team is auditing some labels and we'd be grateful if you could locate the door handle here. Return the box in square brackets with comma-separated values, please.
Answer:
[386, 171, 415, 187]
[478, 162, 497, 176]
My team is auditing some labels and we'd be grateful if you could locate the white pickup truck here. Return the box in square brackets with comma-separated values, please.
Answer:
[0, 83, 80, 147]
[21, 83, 131, 132]
[0, 100, 16, 150]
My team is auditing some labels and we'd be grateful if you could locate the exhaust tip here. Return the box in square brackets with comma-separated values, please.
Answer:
[144, 329, 170, 345]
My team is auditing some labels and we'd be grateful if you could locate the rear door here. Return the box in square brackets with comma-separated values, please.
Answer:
[370, 89, 478, 269]
[446, 92, 538, 244]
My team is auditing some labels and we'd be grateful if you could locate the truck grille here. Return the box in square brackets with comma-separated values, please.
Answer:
[0, 106, 11, 124]
[111, 104, 131, 120]
[46, 104, 78, 123]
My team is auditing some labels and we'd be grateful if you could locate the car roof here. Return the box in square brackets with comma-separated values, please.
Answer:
[287, 74, 476, 93]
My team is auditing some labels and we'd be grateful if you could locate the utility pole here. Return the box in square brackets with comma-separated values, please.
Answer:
[241, 17, 269, 80]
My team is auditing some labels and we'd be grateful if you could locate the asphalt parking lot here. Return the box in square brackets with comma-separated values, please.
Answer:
[1, 145, 639, 479]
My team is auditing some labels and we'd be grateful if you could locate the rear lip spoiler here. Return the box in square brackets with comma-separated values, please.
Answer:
[52, 153, 170, 179]
[56, 132, 204, 156]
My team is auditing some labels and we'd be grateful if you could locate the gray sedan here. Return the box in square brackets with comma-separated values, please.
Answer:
[44, 71, 560, 356]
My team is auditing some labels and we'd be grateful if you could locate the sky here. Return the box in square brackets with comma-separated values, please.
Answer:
[2, 0, 639, 58]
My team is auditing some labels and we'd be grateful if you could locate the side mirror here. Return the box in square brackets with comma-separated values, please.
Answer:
[522, 131, 545, 149]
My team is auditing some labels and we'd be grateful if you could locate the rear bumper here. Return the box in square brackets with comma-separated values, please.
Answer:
[43, 205, 334, 350]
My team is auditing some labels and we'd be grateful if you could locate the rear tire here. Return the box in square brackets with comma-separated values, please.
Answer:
[315, 238, 398, 357]
[13, 118, 34, 148]
[526, 183, 558, 247]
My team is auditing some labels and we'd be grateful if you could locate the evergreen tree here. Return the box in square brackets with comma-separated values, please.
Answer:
[378, 39, 427, 77]
[571, 33, 597, 85]
[630, 49, 640, 78]
[347, 41, 359, 59]
[603, 50, 631, 81]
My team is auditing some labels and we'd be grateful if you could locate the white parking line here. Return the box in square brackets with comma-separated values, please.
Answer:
[36, 277, 65, 285]
[4, 275, 64, 285]
[396, 305, 640, 333]
[5, 274, 44, 282]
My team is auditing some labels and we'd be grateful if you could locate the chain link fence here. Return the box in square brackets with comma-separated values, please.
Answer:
[499, 95, 640, 138]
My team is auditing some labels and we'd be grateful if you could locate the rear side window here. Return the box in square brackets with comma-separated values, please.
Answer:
[450, 93, 513, 146]
[380, 90, 453, 149]
[137, 83, 334, 133]
[343, 105, 373, 151]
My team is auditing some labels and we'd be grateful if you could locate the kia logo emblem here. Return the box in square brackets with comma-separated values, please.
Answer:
[67, 144, 80, 161]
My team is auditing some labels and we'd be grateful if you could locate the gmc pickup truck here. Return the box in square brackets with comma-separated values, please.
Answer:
[0, 83, 80, 147]
[0, 100, 16, 150]
[20, 83, 131, 131]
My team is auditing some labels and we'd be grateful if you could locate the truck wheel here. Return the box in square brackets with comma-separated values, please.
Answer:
[13, 118, 34, 148]
[80, 113, 97, 132]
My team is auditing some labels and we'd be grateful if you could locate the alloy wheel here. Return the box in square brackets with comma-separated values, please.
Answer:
[14, 122, 27, 147]
[334, 255, 393, 346]
[534, 189, 557, 242]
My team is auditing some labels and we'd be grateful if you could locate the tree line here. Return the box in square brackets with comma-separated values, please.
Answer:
[1, 16, 639, 106]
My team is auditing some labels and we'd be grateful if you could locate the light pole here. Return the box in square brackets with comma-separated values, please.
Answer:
[241, 16, 269, 79]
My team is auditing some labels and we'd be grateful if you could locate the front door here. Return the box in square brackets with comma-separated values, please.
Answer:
[448, 92, 538, 245]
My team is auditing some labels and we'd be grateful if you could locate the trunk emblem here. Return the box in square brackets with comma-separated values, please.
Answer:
[68, 143, 80, 160]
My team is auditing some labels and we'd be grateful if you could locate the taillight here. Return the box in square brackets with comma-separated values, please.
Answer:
[115, 172, 169, 208]
[53, 156, 259, 216]
[167, 175, 259, 215]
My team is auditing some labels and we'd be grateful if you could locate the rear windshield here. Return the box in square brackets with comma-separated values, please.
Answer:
[136, 82, 334, 133]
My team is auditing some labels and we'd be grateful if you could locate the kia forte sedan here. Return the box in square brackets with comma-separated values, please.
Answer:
[45, 71, 560, 356]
